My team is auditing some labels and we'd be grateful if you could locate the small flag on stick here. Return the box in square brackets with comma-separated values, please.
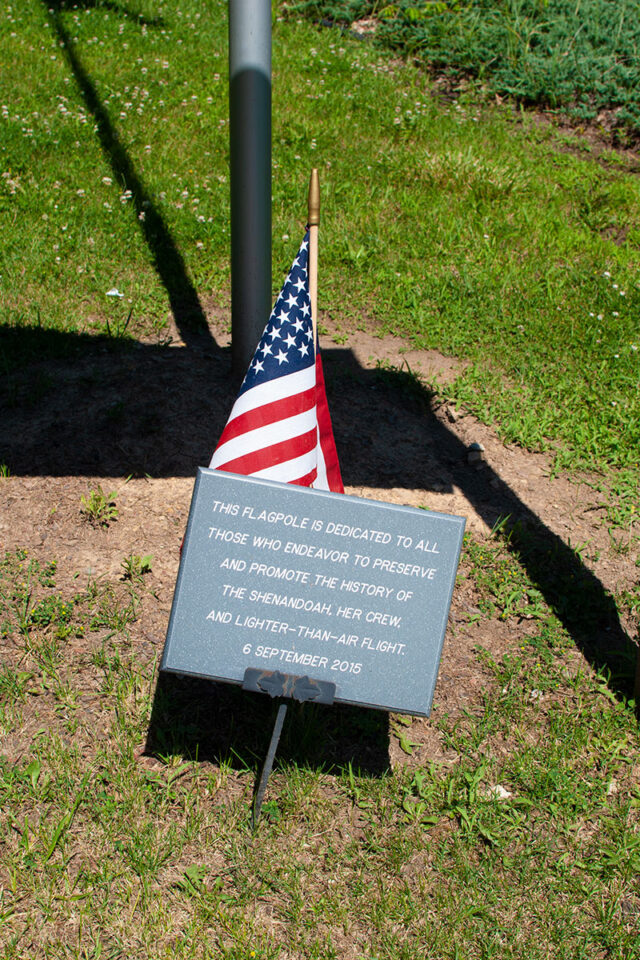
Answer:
[211, 175, 343, 492]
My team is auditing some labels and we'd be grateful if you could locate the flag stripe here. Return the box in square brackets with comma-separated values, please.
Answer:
[316, 425, 328, 490]
[226, 367, 315, 423]
[214, 427, 318, 476]
[214, 386, 316, 447]
[211, 408, 317, 468]
[252, 452, 318, 484]
[290, 467, 318, 487]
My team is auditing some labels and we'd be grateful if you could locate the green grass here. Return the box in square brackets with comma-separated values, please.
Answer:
[1, 7, 639, 956]
[1, 0, 639, 480]
[0, 540, 638, 958]
[291, 0, 640, 135]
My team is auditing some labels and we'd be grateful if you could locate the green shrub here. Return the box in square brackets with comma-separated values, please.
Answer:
[290, 0, 640, 132]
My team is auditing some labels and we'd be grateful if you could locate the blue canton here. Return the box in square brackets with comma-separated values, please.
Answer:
[239, 232, 315, 396]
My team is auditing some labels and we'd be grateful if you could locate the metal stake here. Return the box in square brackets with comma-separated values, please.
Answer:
[252, 701, 288, 829]
[228, 0, 272, 376]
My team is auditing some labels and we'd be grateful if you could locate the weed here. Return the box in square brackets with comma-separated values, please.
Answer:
[121, 554, 153, 583]
[0, 666, 32, 703]
[88, 583, 139, 633]
[80, 486, 119, 528]
[176, 864, 208, 896]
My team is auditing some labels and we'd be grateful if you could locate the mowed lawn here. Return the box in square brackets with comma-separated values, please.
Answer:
[1, 2, 639, 959]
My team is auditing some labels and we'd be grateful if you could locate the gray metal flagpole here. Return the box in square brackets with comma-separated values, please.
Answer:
[228, 0, 272, 376]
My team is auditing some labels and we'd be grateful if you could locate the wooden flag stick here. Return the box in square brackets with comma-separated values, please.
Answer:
[308, 168, 320, 347]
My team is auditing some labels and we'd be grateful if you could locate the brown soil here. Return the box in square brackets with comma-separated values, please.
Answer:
[0, 315, 638, 771]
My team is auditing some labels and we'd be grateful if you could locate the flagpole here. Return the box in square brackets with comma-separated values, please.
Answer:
[229, 0, 272, 377]
[307, 169, 320, 347]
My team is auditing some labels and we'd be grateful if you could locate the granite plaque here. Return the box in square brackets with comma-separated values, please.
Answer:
[161, 468, 466, 716]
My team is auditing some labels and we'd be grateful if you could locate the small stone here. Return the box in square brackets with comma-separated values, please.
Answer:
[480, 783, 513, 800]
[489, 784, 512, 800]
[445, 405, 459, 423]
[467, 441, 485, 465]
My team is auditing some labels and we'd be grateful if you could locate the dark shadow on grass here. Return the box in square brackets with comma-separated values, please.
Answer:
[44, 2, 212, 348]
[146, 673, 391, 776]
[0, 327, 224, 476]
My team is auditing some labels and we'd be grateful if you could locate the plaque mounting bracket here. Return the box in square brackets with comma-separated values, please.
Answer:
[244, 669, 336, 829]
[242, 668, 336, 705]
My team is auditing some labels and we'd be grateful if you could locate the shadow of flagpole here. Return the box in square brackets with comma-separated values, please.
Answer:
[44, 0, 214, 350]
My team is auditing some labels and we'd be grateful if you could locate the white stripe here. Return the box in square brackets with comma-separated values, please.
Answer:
[226, 366, 315, 423]
[313, 424, 330, 491]
[210, 407, 317, 468]
[251, 446, 318, 483]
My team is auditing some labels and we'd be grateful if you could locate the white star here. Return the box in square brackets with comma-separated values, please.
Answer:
[292, 317, 304, 333]
[275, 349, 289, 365]
[284, 332, 296, 349]
[301, 239, 308, 251]
[305, 328, 313, 341]
[293, 277, 306, 294]
[253, 358, 264, 373]
[277, 309, 289, 324]
[261, 342, 273, 356]
[285, 292, 298, 310]
[267, 326, 281, 341]
[301, 302, 310, 317]
[298, 342, 310, 357]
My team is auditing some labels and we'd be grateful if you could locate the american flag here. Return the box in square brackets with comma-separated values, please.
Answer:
[210, 232, 343, 492]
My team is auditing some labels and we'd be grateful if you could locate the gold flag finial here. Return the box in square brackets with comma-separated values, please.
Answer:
[308, 168, 320, 226]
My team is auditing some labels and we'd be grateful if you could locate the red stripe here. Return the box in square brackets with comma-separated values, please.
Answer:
[215, 428, 318, 475]
[290, 468, 317, 487]
[217, 387, 316, 447]
[316, 352, 344, 493]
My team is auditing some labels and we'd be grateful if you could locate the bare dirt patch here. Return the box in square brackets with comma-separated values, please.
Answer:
[1, 316, 637, 775]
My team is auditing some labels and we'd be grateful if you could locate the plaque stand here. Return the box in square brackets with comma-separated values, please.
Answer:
[242, 668, 335, 828]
